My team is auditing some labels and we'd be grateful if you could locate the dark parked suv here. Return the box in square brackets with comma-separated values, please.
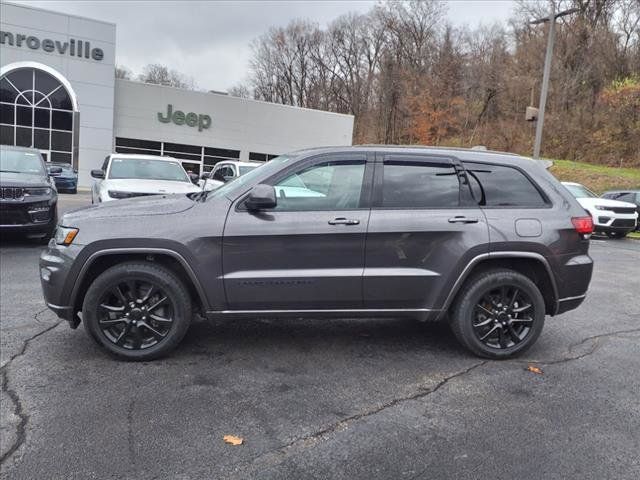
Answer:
[1, 145, 60, 240]
[40, 147, 594, 360]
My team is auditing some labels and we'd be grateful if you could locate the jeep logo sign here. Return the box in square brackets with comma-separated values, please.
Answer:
[158, 104, 211, 132]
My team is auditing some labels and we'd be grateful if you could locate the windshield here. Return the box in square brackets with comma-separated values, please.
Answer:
[239, 165, 258, 176]
[0, 149, 45, 175]
[108, 157, 190, 182]
[564, 183, 597, 198]
[208, 155, 294, 199]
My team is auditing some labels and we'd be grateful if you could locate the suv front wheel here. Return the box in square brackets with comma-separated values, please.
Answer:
[450, 269, 545, 359]
[83, 262, 192, 361]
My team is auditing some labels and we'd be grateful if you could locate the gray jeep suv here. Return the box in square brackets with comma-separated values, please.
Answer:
[40, 147, 594, 360]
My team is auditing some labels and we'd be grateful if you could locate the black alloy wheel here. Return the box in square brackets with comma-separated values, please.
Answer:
[472, 285, 534, 350]
[83, 262, 192, 360]
[97, 279, 174, 350]
[450, 269, 545, 359]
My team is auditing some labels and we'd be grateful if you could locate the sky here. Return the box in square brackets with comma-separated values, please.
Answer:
[17, 1, 517, 92]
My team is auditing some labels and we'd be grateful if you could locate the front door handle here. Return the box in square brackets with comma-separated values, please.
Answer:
[329, 217, 360, 225]
[448, 216, 479, 224]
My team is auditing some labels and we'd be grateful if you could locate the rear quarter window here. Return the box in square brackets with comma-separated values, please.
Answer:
[463, 162, 547, 207]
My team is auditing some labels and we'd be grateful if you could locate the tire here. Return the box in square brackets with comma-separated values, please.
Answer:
[82, 262, 192, 361]
[70, 187, 77, 194]
[450, 269, 545, 359]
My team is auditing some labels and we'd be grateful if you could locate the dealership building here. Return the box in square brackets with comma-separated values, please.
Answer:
[0, 2, 354, 187]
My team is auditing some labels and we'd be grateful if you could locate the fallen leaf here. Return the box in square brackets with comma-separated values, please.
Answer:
[527, 365, 543, 375]
[223, 435, 243, 446]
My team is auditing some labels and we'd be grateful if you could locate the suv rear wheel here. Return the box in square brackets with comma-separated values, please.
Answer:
[450, 269, 545, 359]
[83, 262, 192, 361]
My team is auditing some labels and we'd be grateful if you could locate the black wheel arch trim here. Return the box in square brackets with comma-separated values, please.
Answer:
[68, 247, 209, 315]
[437, 251, 560, 319]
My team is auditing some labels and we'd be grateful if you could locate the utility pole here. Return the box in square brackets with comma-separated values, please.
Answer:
[531, 4, 579, 159]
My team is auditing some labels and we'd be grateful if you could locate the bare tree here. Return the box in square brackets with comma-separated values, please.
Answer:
[115, 65, 132, 80]
[227, 84, 251, 98]
[242, 0, 639, 165]
[138, 64, 195, 89]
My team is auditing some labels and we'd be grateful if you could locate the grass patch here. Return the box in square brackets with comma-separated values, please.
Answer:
[549, 159, 640, 194]
[627, 231, 640, 240]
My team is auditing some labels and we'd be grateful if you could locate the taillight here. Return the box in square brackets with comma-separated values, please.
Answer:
[571, 216, 594, 235]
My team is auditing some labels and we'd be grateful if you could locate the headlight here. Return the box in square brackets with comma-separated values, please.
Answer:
[108, 190, 136, 199]
[24, 187, 52, 196]
[593, 205, 610, 211]
[55, 226, 79, 246]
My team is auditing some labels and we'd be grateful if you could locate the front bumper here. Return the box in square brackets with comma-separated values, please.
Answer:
[53, 177, 77, 191]
[593, 211, 637, 232]
[40, 242, 84, 326]
[0, 197, 57, 233]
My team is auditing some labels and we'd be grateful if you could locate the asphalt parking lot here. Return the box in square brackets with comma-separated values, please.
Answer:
[1, 193, 639, 480]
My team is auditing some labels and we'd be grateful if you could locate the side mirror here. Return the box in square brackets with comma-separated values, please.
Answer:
[245, 184, 276, 211]
[48, 166, 62, 175]
[188, 173, 199, 185]
[91, 169, 105, 179]
[212, 170, 227, 183]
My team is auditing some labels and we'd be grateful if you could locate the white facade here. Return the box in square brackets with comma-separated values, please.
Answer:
[0, 1, 116, 187]
[0, 2, 354, 188]
[113, 80, 354, 175]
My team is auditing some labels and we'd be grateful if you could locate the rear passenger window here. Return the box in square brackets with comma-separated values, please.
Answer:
[463, 162, 547, 207]
[380, 160, 460, 208]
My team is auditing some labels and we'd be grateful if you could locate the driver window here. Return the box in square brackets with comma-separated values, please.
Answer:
[272, 160, 365, 211]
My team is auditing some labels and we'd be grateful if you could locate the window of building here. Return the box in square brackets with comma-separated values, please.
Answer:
[0, 67, 76, 164]
[249, 152, 279, 162]
[379, 160, 460, 208]
[463, 162, 547, 207]
[114, 137, 241, 175]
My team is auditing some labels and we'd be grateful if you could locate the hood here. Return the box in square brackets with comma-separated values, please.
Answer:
[62, 193, 197, 224]
[103, 178, 200, 194]
[0, 171, 49, 187]
[575, 197, 636, 209]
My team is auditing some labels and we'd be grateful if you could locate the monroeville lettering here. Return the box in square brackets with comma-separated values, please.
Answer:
[158, 104, 211, 132]
[0, 30, 104, 61]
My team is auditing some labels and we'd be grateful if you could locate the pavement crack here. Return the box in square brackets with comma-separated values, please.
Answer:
[0, 312, 62, 466]
[0, 368, 28, 466]
[228, 360, 487, 477]
[525, 327, 640, 366]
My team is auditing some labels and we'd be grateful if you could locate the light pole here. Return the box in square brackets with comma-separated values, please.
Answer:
[531, 5, 579, 159]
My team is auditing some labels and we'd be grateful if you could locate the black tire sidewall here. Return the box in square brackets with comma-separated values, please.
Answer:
[83, 262, 192, 361]
[451, 269, 545, 359]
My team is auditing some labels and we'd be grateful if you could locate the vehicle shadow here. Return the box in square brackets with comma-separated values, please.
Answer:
[173, 316, 467, 361]
[0, 232, 48, 248]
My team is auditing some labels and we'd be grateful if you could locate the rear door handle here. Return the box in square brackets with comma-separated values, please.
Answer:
[329, 217, 360, 225]
[448, 216, 479, 224]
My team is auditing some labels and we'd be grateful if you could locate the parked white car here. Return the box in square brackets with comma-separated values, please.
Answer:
[199, 160, 262, 191]
[562, 181, 638, 238]
[91, 154, 201, 203]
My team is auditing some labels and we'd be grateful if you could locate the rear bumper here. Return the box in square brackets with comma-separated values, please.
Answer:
[551, 253, 593, 315]
[556, 294, 587, 315]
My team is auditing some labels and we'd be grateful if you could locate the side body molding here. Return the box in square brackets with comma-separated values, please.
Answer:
[70, 247, 209, 311]
[437, 251, 559, 319]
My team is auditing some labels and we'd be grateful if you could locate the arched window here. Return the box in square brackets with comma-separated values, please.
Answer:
[0, 66, 77, 164]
